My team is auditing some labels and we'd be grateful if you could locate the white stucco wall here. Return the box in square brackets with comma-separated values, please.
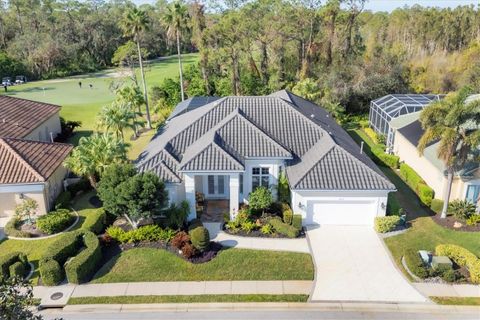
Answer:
[165, 182, 185, 205]
[242, 159, 285, 203]
[24, 112, 61, 142]
[0, 184, 47, 218]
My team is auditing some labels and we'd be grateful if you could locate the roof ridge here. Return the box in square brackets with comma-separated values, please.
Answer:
[292, 141, 336, 189]
[3, 137, 73, 147]
[0, 138, 45, 181]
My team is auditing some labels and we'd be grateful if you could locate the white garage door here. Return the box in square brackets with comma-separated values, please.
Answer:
[306, 200, 377, 225]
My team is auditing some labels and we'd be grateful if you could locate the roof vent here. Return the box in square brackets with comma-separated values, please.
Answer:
[310, 114, 315, 118]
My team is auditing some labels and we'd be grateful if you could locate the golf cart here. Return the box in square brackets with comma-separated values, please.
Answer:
[15, 75, 27, 84]
[1, 77, 12, 86]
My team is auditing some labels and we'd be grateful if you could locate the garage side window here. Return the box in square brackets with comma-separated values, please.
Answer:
[252, 167, 269, 190]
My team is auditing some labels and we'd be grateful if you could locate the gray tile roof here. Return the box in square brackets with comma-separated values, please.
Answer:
[136, 90, 395, 191]
[167, 96, 221, 120]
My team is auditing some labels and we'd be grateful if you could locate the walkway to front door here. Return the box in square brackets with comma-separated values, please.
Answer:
[201, 200, 229, 222]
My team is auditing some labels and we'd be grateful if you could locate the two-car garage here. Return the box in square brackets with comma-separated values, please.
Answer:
[291, 191, 390, 227]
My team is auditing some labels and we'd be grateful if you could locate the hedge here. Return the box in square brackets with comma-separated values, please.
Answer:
[4, 217, 30, 238]
[403, 249, 429, 279]
[81, 209, 106, 234]
[55, 190, 72, 209]
[268, 217, 299, 238]
[435, 244, 480, 284]
[106, 225, 176, 243]
[9, 261, 26, 279]
[36, 209, 74, 234]
[0, 252, 28, 281]
[374, 216, 400, 233]
[399, 163, 434, 207]
[430, 199, 444, 214]
[292, 214, 302, 230]
[363, 127, 379, 144]
[371, 145, 400, 169]
[39, 259, 63, 286]
[65, 231, 102, 284]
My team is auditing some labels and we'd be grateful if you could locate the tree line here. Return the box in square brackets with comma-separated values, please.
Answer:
[1, 0, 480, 112]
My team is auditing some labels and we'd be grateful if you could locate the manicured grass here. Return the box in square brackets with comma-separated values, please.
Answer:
[92, 248, 314, 283]
[68, 294, 309, 305]
[0, 54, 199, 159]
[430, 296, 480, 306]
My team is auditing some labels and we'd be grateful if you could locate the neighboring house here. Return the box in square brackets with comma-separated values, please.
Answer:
[137, 90, 395, 226]
[0, 95, 62, 142]
[0, 138, 73, 219]
[390, 112, 480, 204]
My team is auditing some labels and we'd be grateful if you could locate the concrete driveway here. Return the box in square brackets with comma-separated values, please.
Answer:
[307, 225, 427, 303]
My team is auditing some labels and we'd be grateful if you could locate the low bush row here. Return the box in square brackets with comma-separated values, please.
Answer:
[371, 145, 400, 169]
[363, 127, 380, 144]
[36, 209, 74, 234]
[0, 252, 29, 281]
[268, 217, 299, 238]
[436, 244, 480, 284]
[65, 231, 102, 284]
[106, 225, 176, 244]
[374, 216, 400, 233]
[399, 163, 434, 207]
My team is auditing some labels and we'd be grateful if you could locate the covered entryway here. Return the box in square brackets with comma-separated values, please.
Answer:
[307, 225, 427, 302]
[306, 200, 376, 226]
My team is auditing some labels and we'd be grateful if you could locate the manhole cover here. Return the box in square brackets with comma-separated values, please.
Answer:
[50, 292, 63, 300]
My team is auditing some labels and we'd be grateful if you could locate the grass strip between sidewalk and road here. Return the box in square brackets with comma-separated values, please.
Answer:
[68, 294, 309, 305]
[430, 296, 480, 306]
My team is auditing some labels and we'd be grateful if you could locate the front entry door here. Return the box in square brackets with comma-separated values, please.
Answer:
[207, 175, 226, 198]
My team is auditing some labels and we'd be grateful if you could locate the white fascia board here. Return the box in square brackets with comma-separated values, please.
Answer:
[179, 170, 245, 174]
[0, 183, 45, 193]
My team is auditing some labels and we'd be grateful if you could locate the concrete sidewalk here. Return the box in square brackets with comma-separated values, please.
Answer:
[212, 231, 310, 253]
[414, 283, 480, 298]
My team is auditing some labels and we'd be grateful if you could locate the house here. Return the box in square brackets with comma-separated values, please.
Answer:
[136, 90, 395, 226]
[0, 95, 62, 142]
[390, 112, 480, 204]
[0, 138, 73, 218]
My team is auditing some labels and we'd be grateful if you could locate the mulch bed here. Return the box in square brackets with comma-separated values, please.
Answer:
[19, 223, 49, 237]
[223, 228, 305, 239]
[101, 239, 223, 265]
[431, 215, 480, 232]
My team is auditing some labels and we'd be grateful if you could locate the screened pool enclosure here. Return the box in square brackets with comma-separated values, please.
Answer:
[369, 94, 442, 149]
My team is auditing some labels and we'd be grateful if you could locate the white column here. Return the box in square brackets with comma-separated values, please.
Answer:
[229, 173, 240, 220]
[184, 173, 196, 221]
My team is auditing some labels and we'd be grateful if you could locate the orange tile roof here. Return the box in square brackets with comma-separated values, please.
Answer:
[0, 138, 72, 184]
[0, 95, 60, 138]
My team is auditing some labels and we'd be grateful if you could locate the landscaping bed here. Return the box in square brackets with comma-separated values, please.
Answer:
[431, 213, 480, 232]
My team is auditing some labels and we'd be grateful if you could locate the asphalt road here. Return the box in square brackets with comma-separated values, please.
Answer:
[41, 308, 480, 320]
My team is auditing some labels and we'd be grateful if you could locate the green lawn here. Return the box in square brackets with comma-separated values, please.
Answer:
[92, 248, 314, 283]
[68, 294, 309, 305]
[430, 297, 480, 306]
[347, 127, 480, 279]
[0, 53, 199, 159]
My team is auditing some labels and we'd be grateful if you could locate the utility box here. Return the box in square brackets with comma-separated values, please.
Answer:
[431, 256, 453, 270]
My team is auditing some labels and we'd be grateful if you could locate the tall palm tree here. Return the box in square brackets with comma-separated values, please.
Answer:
[163, 1, 190, 101]
[97, 102, 137, 140]
[64, 133, 128, 189]
[418, 87, 480, 218]
[116, 85, 145, 137]
[121, 7, 152, 129]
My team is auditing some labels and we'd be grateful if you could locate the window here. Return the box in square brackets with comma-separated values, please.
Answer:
[466, 185, 480, 204]
[218, 175, 225, 194]
[252, 167, 269, 190]
[239, 174, 243, 194]
[208, 175, 215, 194]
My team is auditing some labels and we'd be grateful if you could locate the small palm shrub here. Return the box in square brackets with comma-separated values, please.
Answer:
[241, 221, 256, 234]
[466, 215, 480, 226]
[260, 224, 274, 235]
[448, 200, 477, 220]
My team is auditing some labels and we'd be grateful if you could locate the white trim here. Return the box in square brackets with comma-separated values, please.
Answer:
[180, 170, 244, 173]
[0, 183, 45, 193]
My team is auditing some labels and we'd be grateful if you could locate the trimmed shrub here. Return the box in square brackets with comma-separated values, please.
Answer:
[189, 226, 210, 252]
[269, 217, 299, 238]
[399, 163, 434, 207]
[292, 214, 302, 230]
[65, 231, 102, 284]
[363, 127, 379, 144]
[387, 193, 401, 216]
[4, 217, 30, 238]
[36, 209, 74, 234]
[81, 209, 106, 234]
[403, 249, 429, 279]
[39, 259, 63, 286]
[430, 199, 444, 214]
[283, 209, 293, 225]
[418, 184, 434, 207]
[55, 191, 72, 209]
[188, 218, 203, 231]
[0, 252, 28, 280]
[374, 216, 400, 233]
[9, 261, 26, 279]
[371, 145, 400, 169]
[106, 225, 177, 243]
[435, 244, 480, 284]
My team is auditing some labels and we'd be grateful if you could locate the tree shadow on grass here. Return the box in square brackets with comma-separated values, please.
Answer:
[67, 130, 94, 145]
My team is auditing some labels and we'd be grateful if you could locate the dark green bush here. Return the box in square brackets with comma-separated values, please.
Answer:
[67, 179, 92, 196]
[189, 226, 210, 252]
[283, 209, 293, 225]
[371, 145, 400, 169]
[292, 214, 302, 230]
[42, 231, 82, 266]
[39, 259, 63, 286]
[403, 249, 429, 279]
[65, 231, 102, 284]
[55, 191, 72, 209]
[4, 217, 30, 238]
[9, 261, 26, 279]
[268, 217, 299, 238]
[81, 209, 106, 234]
[165, 201, 190, 229]
[106, 225, 176, 243]
[0, 252, 28, 280]
[36, 209, 74, 234]
[387, 193, 401, 215]
[188, 218, 203, 231]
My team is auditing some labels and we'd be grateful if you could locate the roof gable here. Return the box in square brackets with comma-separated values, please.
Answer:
[180, 142, 244, 171]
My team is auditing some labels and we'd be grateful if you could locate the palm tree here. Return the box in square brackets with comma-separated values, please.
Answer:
[163, 1, 190, 101]
[116, 86, 145, 136]
[418, 87, 480, 218]
[121, 7, 152, 129]
[64, 133, 128, 189]
[97, 102, 137, 140]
